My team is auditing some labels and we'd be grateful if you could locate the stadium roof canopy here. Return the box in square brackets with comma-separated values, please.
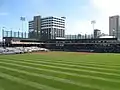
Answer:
[99, 36, 115, 38]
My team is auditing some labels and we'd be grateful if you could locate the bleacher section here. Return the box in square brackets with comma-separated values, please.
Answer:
[0, 47, 49, 55]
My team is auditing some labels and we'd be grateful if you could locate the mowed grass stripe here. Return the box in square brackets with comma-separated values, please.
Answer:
[2, 52, 120, 65]
[3, 57, 120, 70]
[0, 87, 4, 90]
[32, 59, 120, 69]
[1, 59, 120, 79]
[0, 77, 41, 90]
[0, 60, 120, 89]
[0, 65, 101, 90]
[1, 59, 120, 82]
[29, 58, 120, 70]
[5, 57, 120, 74]
[1, 60, 120, 83]
[0, 72, 60, 90]
[7, 53, 120, 65]
[1, 53, 120, 90]
[1, 59, 120, 81]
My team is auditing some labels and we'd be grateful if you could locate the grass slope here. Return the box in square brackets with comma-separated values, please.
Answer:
[0, 52, 120, 90]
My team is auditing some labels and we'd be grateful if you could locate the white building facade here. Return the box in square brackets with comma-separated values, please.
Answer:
[41, 16, 65, 40]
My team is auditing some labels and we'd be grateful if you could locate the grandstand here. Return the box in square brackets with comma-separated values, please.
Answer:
[2, 36, 120, 53]
[0, 37, 49, 55]
[1, 29, 120, 53]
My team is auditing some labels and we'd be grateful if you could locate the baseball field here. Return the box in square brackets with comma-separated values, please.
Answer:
[0, 52, 120, 90]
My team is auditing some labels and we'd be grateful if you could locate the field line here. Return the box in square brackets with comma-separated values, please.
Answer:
[0, 72, 61, 90]
[0, 61, 120, 84]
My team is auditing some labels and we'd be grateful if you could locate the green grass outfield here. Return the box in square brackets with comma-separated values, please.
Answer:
[0, 52, 120, 90]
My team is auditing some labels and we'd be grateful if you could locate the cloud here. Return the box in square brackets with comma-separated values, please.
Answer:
[91, 0, 120, 16]
[66, 20, 93, 35]
[0, 12, 8, 16]
[66, 0, 120, 35]
[89, 0, 120, 34]
[65, 1, 98, 35]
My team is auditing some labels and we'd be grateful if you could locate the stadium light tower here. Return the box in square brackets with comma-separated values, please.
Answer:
[91, 20, 96, 31]
[20, 17, 25, 38]
[2, 27, 6, 47]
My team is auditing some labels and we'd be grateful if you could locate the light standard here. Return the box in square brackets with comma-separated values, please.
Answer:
[2, 27, 6, 48]
[20, 17, 25, 38]
[91, 20, 96, 30]
[91, 20, 96, 38]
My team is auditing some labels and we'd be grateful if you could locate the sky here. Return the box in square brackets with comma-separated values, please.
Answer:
[0, 0, 120, 39]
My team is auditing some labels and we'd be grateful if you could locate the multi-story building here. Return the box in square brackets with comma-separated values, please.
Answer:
[109, 15, 120, 39]
[29, 16, 41, 39]
[41, 16, 65, 40]
[28, 16, 65, 40]
[94, 29, 101, 38]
